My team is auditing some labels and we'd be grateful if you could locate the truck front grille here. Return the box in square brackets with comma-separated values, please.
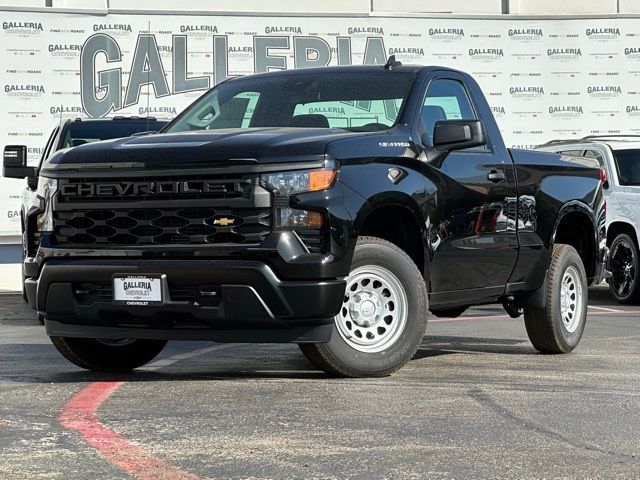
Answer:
[52, 207, 272, 246]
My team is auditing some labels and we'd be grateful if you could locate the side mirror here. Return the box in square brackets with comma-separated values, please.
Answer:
[2, 145, 38, 179]
[432, 119, 487, 152]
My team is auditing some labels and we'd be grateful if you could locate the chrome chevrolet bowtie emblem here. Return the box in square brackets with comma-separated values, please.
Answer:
[213, 217, 235, 226]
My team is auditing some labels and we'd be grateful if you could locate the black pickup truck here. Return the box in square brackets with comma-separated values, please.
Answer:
[3, 60, 607, 377]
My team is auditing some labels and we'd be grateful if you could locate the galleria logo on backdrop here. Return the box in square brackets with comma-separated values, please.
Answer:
[547, 48, 582, 59]
[138, 106, 177, 116]
[428, 28, 464, 40]
[548, 106, 584, 117]
[586, 27, 621, 39]
[508, 28, 543, 40]
[28, 147, 44, 156]
[509, 86, 545, 97]
[308, 106, 346, 115]
[388, 47, 424, 56]
[491, 106, 506, 117]
[48, 44, 82, 53]
[180, 25, 218, 33]
[93, 23, 132, 32]
[624, 47, 640, 59]
[2, 21, 43, 31]
[4, 84, 44, 94]
[469, 48, 504, 59]
[49, 106, 82, 115]
[265, 26, 303, 34]
[347, 26, 383, 35]
[626, 105, 640, 116]
[587, 85, 622, 97]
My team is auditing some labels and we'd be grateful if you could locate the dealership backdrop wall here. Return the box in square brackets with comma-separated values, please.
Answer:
[1, 9, 638, 263]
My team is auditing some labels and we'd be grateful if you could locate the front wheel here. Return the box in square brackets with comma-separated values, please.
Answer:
[299, 236, 429, 377]
[50, 336, 167, 371]
[523, 244, 588, 353]
[608, 233, 640, 304]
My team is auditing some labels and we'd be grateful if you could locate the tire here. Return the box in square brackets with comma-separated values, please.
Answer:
[431, 306, 468, 318]
[50, 336, 167, 371]
[523, 244, 588, 354]
[608, 233, 640, 304]
[299, 236, 429, 377]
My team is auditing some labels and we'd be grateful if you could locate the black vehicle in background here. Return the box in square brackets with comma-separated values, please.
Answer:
[13, 116, 169, 299]
[4, 61, 607, 377]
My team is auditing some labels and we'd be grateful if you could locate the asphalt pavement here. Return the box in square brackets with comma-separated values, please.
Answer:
[1, 286, 639, 479]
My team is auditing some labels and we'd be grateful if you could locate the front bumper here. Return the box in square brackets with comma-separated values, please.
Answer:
[26, 258, 345, 343]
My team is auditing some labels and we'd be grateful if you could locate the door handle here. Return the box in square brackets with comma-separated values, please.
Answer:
[487, 170, 505, 183]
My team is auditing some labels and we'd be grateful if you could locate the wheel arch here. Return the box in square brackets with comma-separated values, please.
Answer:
[354, 193, 428, 279]
[551, 201, 597, 281]
[607, 221, 639, 248]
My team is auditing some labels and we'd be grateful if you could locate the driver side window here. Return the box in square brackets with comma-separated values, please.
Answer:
[421, 78, 477, 146]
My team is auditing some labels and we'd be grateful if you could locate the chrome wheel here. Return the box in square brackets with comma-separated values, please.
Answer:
[560, 266, 583, 333]
[610, 239, 637, 298]
[335, 265, 408, 353]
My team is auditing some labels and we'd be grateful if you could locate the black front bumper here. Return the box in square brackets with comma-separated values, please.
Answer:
[26, 258, 345, 343]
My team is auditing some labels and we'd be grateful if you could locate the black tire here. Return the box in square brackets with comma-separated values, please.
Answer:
[431, 306, 468, 318]
[608, 233, 640, 304]
[523, 244, 588, 354]
[50, 337, 167, 371]
[299, 236, 429, 377]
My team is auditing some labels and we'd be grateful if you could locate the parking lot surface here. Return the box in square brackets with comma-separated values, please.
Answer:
[1, 286, 639, 479]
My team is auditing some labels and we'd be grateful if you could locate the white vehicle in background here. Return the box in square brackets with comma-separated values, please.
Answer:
[537, 136, 640, 304]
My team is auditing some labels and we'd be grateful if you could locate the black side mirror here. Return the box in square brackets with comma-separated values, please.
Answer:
[3, 145, 38, 179]
[432, 119, 486, 152]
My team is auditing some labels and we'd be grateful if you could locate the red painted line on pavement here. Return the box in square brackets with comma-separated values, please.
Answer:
[60, 381, 200, 480]
[430, 314, 507, 323]
[431, 309, 640, 322]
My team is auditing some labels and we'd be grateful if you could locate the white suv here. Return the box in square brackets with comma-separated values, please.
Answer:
[538, 136, 640, 304]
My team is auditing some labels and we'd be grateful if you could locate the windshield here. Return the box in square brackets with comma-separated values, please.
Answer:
[165, 71, 416, 133]
[612, 149, 640, 186]
[60, 120, 168, 149]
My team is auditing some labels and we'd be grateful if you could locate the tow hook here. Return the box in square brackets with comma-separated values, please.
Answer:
[502, 296, 523, 318]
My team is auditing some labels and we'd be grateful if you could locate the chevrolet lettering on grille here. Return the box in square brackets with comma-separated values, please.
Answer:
[60, 180, 230, 197]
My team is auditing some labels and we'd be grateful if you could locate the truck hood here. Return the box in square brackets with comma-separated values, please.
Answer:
[44, 127, 372, 170]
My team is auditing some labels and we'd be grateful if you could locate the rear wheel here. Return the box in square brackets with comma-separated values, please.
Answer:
[299, 236, 428, 377]
[50, 336, 167, 371]
[608, 233, 640, 304]
[523, 244, 588, 353]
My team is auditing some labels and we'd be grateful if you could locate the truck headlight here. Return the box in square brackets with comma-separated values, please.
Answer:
[34, 177, 57, 232]
[260, 162, 336, 230]
[260, 163, 337, 196]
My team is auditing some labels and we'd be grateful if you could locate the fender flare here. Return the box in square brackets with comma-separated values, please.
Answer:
[550, 200, 596, 248]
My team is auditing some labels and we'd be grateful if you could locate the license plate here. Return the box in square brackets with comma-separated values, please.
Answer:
[113, 274, 164, 306]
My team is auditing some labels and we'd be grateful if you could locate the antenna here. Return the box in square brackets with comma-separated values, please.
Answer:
[384, 55, 402, 70]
